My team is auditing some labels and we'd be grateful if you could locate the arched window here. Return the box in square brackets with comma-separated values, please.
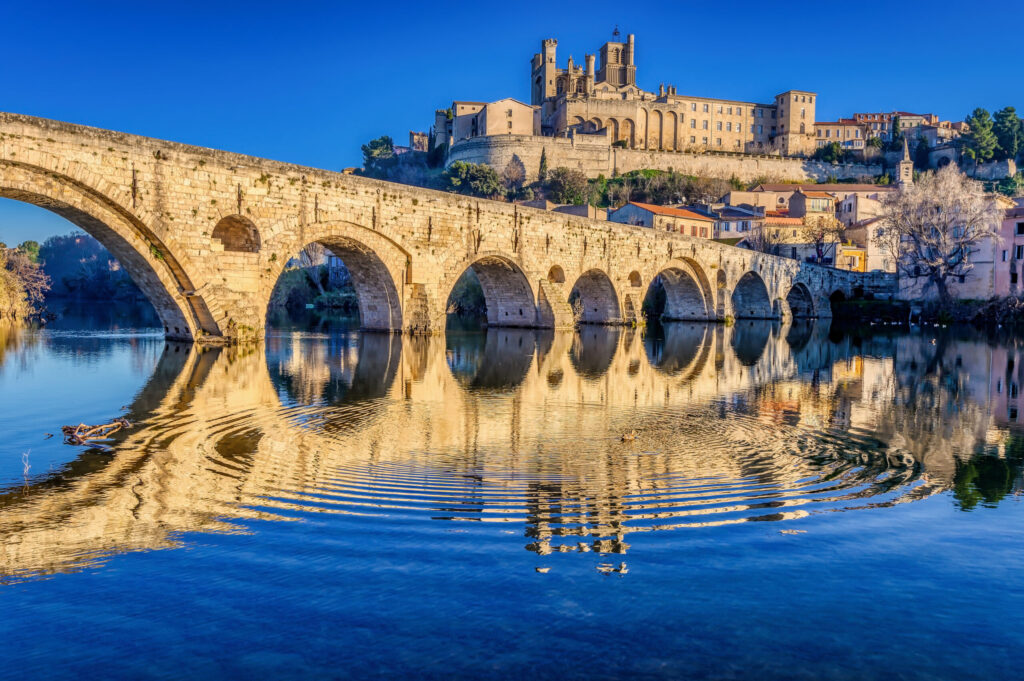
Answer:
[212, 215, 260, 253]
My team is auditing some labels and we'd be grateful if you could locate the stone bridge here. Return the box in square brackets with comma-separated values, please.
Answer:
[0, 113, 865, 343]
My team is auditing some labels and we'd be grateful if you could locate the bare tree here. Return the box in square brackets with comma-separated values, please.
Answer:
[879, 165, 1004, 305]
[3, 249, 49, 310]
[501, 155, 526, 196]
[799, 214, 846, 264]
[742, 223, 784, 255]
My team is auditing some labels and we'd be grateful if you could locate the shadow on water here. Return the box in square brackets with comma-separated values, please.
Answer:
[446, 328, 537, 392]
[643, 321, 712, 376]
[731, 320, 776, 366]
[569, 326, 621, 379]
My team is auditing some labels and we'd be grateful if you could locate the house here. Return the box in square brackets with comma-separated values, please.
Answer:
[608, 201, 716, 237]
[994, 200, 1024, 296]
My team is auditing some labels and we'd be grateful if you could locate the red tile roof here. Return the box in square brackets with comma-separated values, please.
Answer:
[800, 191, 835, 199]
[626, 202, 715, 221]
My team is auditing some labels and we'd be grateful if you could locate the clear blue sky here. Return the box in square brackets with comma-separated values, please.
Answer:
[2, 0, 1020, 244]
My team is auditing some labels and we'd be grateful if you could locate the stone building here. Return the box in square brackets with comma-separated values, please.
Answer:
[608, 201, 716, 237]
[530, 34, 817, 157]
[994, 200, 1024, 296]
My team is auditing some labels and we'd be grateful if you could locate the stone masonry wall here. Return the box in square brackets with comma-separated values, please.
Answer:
[447, 134, 884, 183]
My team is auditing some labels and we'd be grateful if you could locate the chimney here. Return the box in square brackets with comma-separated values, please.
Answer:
[659, 83, 665, 97]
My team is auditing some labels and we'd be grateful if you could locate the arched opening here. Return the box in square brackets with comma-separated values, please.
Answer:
[731, 271, 774, 319]
[628, 271, 642, 288]
[568, 269, 620, 324]
[0, 176, 199, 341]
[446, 255, 536, 329]
[829, 289, 847, 315]
[622, 119, 636, 148]
[786, 283, 816, 318]
[212, 215, 260, 253]
[268, 236, 402, 333]
[645, 262, 711, 322]
[547, 265, 565, 283]
[0, 197, 164, 332]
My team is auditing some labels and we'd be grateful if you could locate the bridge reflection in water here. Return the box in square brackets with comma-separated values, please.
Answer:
[1, 321, 1022, 580]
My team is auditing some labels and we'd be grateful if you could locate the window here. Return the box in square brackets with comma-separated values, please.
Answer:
[792, 229, 798, 237]
[750, 124, 755, 133]
[1011, 407, 1019, 421]
[727, 107, 733, 115]
[1003, 250, 1008, 262]
[801, 108, 806, 118]
[702, 136, 708, 144]
[736, 140, 741, 148]
[791, 247, 798, 258]
[691, 103, 697, 111]
[690, 136, 696, 143]
[691, 225, 697, 236]
[1012, 270, 1019, 284]
[757, 109, 763, 117]
[758, 125, 763, 134]
[1016, 245, 1023, 260]
[717, 106, 723, 113]
[703, 104, 709, 112]
[702, 120, 708, 129]
[717, 121, 723, 131]
[726, 122, 732, 131]
[716, 138, 722, 146]
[1017, 222, 1024, 235]
[721, 222, 730, 232]
[691, 119, 696, 128]
[1013, 383, 1020, 399]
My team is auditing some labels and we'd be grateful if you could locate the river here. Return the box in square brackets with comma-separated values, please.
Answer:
[0, 304, 1021, 679]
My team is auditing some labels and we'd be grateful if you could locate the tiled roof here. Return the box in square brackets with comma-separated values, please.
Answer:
[800, 191, 835, 199]
[755, 183, 894, 193]
[765, 216, 803, 225]
[626, 202, 715, 221]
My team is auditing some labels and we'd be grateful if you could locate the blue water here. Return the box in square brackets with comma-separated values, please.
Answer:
[0, 307, 1021, 679]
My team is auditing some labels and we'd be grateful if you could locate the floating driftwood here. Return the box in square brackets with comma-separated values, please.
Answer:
[61, 418, 132, 451]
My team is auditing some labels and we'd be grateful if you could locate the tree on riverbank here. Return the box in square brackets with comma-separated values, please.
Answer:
[0, 247, 49, 320]
[880, 165, 1003, 306]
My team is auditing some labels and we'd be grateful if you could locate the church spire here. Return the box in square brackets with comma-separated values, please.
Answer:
[898, 135, 914, 186]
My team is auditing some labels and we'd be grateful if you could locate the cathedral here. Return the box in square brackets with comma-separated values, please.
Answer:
[529, 33, 817, 157]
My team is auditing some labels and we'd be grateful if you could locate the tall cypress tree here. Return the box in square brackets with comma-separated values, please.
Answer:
[993, 107, 1022, 161]
[964, 108, 998, 163]
[538, 147, 548, 183]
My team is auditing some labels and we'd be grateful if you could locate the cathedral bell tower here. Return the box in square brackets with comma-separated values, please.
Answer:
[898, 136, 914, 186]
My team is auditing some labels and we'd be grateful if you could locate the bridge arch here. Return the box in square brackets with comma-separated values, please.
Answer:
[785, 282, 816, 318]
[0, 160, 214, 341]
[547, 265, 565, 283]
[731, 270, 775, 319]
[269, 220, 408, 332]
[569, 268, 620, 324]
[653, 258, 714, 321]
[445, 252, 537, 328]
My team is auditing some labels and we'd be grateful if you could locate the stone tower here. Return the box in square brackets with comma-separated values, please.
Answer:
[773, 90, 817, 156]
[898, 136, 914, 186]
[597, 34, 636, 88]
[531, 39, 558, 106]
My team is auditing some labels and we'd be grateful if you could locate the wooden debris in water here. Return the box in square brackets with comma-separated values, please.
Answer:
[61, 418, 133, 450]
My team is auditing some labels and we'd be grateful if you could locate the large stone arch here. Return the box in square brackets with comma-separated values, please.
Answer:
[622, 119, 636, 148]
[732, 270, 776, 319]
[443, 252, 537, 328]
[569, 268, 621, 324]
[640, 109, 650, 149]
[0, 160, 216, 342]
[653, 258, 715, 321]
[652, 110, 664, 150]
[267, 220, 409, 332]
[785, 282, 816, 318]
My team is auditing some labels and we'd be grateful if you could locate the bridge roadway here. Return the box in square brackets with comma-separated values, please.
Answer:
[0, 323, 965, 579]
[0, 113, 866, 343]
